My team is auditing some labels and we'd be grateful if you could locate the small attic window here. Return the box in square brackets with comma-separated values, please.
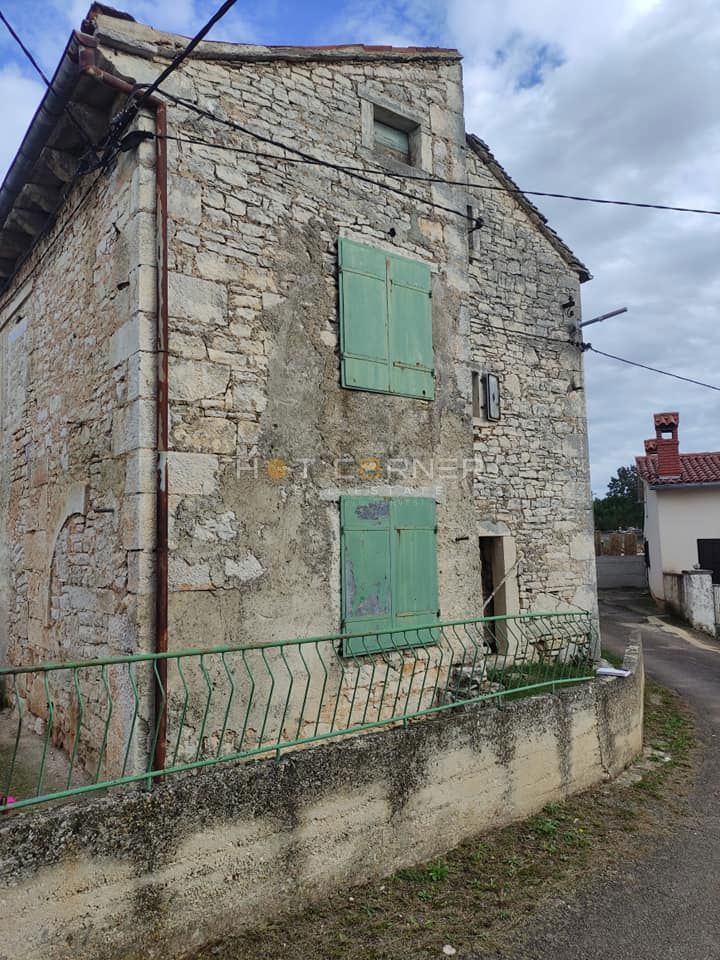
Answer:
[373, 105, 416, 165]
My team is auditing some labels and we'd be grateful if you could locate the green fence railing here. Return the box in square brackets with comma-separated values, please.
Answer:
[0, 611, 596, 813]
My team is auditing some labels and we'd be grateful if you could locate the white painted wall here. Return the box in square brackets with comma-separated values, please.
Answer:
[643, 485, 664, 599]
[645, 483, 720, 600]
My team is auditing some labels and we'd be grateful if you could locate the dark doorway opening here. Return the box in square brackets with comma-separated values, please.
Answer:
[697, 539, 720, 584]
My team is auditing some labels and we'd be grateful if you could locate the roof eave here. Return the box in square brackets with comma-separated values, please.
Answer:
[650, 481, 720, 491]
[0, 30, 128, 295]
[0, 33, 85, 284]
[90, 8, 461, 64]
[465, 133, 591, 283]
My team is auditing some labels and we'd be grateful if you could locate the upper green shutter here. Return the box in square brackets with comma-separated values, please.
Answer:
[341, 495, 439, 656]
[338, 238, 433, 400]
[388, 256, 434, 399]
[339, 239, 390, 393]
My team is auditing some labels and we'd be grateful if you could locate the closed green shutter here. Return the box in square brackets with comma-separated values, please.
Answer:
[388, 256, 434, 399]
[341, 496, 393, 654]
[338, 239, 433, 400]
[341, 496, 439, 656]
[391, 498, 439, 633]
[339, 239, 390, 393]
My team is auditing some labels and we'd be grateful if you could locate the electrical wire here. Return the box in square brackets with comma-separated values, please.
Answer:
[155, 109, 720, 218]
[121, 0, 240, 118]
[151, 114, 477, 225]
[472, 319, 576, 347]
[585, 346, 720, 392]
[0, 11, 52, 85]
[0, 10, 99, 155]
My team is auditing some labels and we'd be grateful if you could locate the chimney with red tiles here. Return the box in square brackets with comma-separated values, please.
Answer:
[654, 412, 681, 478]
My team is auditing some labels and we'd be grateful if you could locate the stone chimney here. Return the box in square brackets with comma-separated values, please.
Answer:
[654, 411, 681, 478]
[644, 438, 658, 454]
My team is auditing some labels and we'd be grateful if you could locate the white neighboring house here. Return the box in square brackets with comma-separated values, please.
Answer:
[636, 411, 720, 634]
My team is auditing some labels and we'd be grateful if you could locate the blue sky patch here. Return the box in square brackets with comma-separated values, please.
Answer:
[515, 42, 565, 90]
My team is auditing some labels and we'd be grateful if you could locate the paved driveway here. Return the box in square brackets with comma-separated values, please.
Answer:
[516, 589, 720, 960]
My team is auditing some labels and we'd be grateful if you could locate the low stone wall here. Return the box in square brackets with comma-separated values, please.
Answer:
[0, 639, 643, 960]
[596, 555, 647, 589]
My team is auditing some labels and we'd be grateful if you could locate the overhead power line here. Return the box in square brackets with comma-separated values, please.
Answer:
[0, 11, 99, 155]
[151, 129, 481, 225]
[585, 346, 720, 392]
[153, 103, 720, 217]
[126, 0, 240, 113]
[0, 11, 52, 85]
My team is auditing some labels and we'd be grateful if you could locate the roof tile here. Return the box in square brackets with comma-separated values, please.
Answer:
[636, 452, 720, 486]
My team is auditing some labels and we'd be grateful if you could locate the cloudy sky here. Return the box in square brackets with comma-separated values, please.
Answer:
[1, 0, 718, 494]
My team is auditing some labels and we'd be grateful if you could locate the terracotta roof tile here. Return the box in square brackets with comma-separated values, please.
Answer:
[636, 452, 720, 486]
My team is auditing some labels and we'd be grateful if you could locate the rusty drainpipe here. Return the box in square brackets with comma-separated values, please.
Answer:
[76, 33, 170, 773]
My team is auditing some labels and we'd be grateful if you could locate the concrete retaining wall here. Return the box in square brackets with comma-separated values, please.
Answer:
[596, 555, 647, 589]
[663, 571, 684, 615]
[0, 639, 643, 960]
[682, 569, 717, 636]
[662, 569, 718, 637]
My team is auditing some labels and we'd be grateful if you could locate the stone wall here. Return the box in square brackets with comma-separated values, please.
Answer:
[0, 638, 643, 960]
[680, 569, 717, 636]
[466, 149, 597, 618]
[0, 106, 159, 771]
[1, 12, 599, 775]
[663, 571, 684, 616]
[93, 24, 596, 664]
[152, 49, 480, 651]
[660, 569, 718, 637]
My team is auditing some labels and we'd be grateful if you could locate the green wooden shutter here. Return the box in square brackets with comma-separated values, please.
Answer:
[339, 239, 434, 400]
[341, 496, 393, 654]
[391, 498, 440, 638]
[338, 239, 390, 393]
[341, 496, 439, 656]
[388, 254, 434, 399]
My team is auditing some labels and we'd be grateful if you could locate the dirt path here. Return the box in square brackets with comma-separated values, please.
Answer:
[184, 590, 706, 960]
[511, 589, 720, 960]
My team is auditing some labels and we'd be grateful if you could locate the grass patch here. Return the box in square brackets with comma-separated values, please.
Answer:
[601, 649, 625, 668]
[186, 676, 697, 960]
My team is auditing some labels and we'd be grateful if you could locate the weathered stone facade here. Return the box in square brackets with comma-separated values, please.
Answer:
[0, 9, 597, 771]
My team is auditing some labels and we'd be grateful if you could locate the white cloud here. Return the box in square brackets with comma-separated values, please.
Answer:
[450, 0, 720, 491]
[0, 64, 44, 179]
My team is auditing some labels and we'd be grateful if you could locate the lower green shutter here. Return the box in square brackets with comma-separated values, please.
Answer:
[342, 497, 393, 654]
[391, 498, 439, 637]
[341, 496, 439, 656]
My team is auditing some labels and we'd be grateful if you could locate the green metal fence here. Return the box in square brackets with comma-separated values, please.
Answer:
[0, 611, 596, 813]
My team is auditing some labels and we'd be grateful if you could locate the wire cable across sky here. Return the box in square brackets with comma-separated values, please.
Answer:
[0, 10, 99, 155]
[153, 110, 720, 217]
[585, 346, 720, 392]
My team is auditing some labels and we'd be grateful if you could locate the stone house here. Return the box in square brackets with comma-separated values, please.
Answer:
[0, 6, 597, 770]
[636, 411, 720, 635]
